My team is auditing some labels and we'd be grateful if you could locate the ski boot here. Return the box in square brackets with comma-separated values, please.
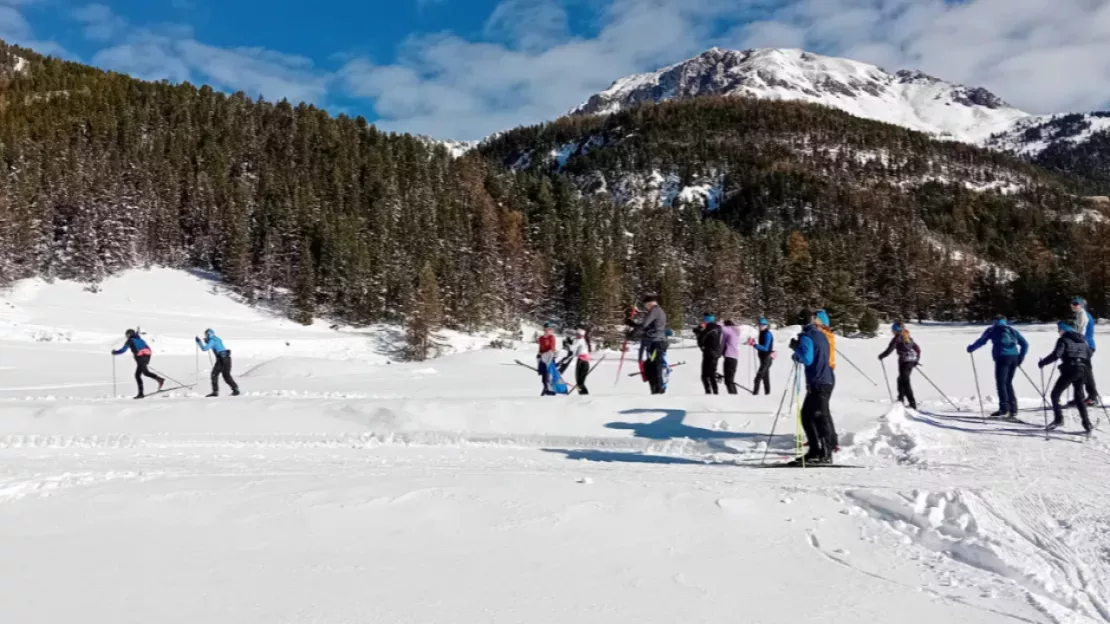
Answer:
[1046, 419, 1064, 432]
[157, 378, 165, 392]
[1085, 397, 1100, 407]
[206, 391, 219, 398]
[989, 409, 1007, 418]
[133, 393, 144, 400]
[231, 389, 241, 397]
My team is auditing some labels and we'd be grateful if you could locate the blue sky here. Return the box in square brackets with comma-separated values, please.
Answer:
[2, 0, 1108, 140]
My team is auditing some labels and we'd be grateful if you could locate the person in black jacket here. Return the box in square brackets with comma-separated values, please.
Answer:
[694, 313, 723, 394]
[1039, 321, 1094, 433]
[878, 322, 921, 410]
[749, 317, 775, 395]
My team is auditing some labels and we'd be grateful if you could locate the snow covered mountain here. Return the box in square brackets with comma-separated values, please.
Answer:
[572, 48, 1030, 145]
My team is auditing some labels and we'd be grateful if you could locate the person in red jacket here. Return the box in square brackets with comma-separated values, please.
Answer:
[537, 322, 559, 396]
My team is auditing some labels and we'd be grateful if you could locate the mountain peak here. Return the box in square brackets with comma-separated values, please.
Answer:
[571, 47, 1024, 144]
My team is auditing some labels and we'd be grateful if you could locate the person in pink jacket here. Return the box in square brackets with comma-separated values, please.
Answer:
[720, 320, 741, 394]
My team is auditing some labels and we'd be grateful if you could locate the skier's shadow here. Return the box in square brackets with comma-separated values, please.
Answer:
[608, 408, 790, 446]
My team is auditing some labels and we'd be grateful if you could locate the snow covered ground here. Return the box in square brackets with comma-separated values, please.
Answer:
[2, 269, 1109, 624]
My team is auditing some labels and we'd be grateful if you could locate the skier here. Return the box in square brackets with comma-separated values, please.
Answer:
[568, 328, 592, 395]
[790, 309, 838, 464]
[967, 315, 1029, 418]
[878, 322, 920, 410]
[1071, 297, 1100, 406]
[748, 317, 774, 395]
[1038, 321, 1093, 433]
[694, 313, 723, 395]
[814, 309, 839, 450]
[537, 322, 559, 396]
[196, 328, 241, 397]
[720, 320, 740, 395]
[626, 295, 668, 395]
[111, 329, 165, 399]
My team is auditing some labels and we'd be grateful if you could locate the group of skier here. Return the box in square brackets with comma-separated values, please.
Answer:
[111, 328, 240, 399]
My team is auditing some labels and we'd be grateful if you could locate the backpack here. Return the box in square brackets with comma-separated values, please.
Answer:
[900, 337, 918, 362]
[997, 326, 1017, 351]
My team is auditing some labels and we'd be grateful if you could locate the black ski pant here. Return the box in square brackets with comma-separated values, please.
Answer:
[723, 357, 738, 395]
[1085, 352, 1100, 402]
[1052, 365, 1091, 429]
[643, 341, 667, 395]
[801, 383, 836, 457]
[211, 352, 239, 394]
[576, 359, 590, 395]
[897, 361, 917, 408]
[701, 355, 720, 395]
[994, 355, 1020, 414]
[754, 355, 772, 395]
[134, 355, 162, 394]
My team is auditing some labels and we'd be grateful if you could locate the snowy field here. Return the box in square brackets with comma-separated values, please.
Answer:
[2, 269, 1109, 624]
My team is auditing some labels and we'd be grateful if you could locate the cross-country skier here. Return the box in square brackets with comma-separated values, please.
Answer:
[790, 309, 837, 464]
[878, 322, 920, 410]
[538, 322, 559, 396]
[967, 315, 1029, 418]
[748, 317, 774, 395]
[1071, 297, 1100, 407]
[568, 328, 592, 395]
[196, 329, 241, 397]
[1038, 321, 1093, 434]
[626, 295, 668, 395]
[721, 320, 740, 395]
[111, 329, 164, 399]
[694, 313, 723, 395]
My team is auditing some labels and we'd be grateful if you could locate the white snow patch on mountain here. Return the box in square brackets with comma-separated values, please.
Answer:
[13, 56, 28, 74]
[985, 113, 1110, 156]
[573, 48, 1030, 146]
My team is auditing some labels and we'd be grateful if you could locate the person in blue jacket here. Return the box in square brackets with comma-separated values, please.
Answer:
[967, 315, 1029, 418]
[112, 329, 164, 399]
[790, 308, 837, 464]
[196, 328, 241, 397]
[1071, 297, 1100, 406]
[749, 317, 775, 395]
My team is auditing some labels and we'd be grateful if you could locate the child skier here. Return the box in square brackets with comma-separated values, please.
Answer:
[568, 328, 592, 395]
[967, 315, 1029, 418]
[720, 320, 740, 394]
[790, 309, 837, 464]
[196, 328, 241, 397]
[878, 322, 920, 409]
[749, 317, 774, 395]
[626, 295, 668, 395]
[694, 313, 723, 395]
[1038, 321, 1093, 434]
[538, 322, 559, 396]
[111, 329, 165, 399]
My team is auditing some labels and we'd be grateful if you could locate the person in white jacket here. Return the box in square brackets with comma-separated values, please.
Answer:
[569, 329, 592, 395]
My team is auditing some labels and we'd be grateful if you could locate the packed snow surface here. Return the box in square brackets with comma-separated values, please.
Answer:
[3, 269, 1110, 623]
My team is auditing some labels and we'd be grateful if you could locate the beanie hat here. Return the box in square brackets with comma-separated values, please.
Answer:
[815, 310, 830, 327]
[642, 294, 659, 304]
[1058, 321, 1076, 333]
[758, 317, 768, 326]
[993, 315, 1008, 327]
[703, 313, 716, 323]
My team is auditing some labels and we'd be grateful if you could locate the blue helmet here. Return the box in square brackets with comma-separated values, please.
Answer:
[703, 313, 716, 323]
[1058, 321, 1076, 333]
[891, 322, 903, 333]
[993, 315, 1008, 327]
[758, 317, 768, 327]
[815, 310, 830, 327]
[205, 328, 215, 338]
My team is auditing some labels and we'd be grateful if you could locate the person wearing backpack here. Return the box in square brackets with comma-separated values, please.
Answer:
[878, 322, 920, 410]
[967, 315, 1029, 418]
[694, 313, 723, 395]
[1071, 297, 1100, 406]
[1038, 321, 1093, 434]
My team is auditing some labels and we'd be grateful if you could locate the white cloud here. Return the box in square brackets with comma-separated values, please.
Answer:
[733, 0, 1110, 115]
[0, 1, 69, 57]
[72, 3, 128, 42]
[484, 0, 569, 52]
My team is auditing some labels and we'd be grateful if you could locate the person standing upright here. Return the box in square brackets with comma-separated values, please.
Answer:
[1071, 297, 1100, 406]
[720, 320, 740, 395]
[878, 322, 920, 410]
[967, 315, 1029, 418]
[568, 328, 592, 395]
[694, 313, 723, 395]
[626, 295, 668, 395]
[749, 317, 774, 395]
[537, 322, 559, 396]
[790, 309, 837, 464]
[196, 328, 241, 398]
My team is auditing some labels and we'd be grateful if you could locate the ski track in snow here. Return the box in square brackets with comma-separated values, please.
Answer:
[3, 270, 1110, 623]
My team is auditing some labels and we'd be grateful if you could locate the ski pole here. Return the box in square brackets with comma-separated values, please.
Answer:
[761, 362, 798, 465]
[149, 367, 189, 389]
[835, 348, 878, 387]
[794, 362, 804, 465]
[970, 354, 986, 422]
[880, 359, 893, 403]
[1040, 367, 1049, 439]
[916, 365, 961, 412]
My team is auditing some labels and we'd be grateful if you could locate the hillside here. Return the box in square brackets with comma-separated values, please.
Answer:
[2, 38, 1109, 334]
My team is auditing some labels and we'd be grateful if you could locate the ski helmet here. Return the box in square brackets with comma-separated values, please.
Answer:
[703, 313, 716, 323]
[758, 317, 768, 327]
[125, 329, 136, 338]
[815, 310, 830, 327]
[891, 322, 903, 333]
[1058, 321, 1076, 334]
[205, 328, 215, 338]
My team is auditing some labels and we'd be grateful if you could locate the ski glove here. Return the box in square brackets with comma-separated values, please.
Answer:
[966, 345, 975, 353]
[1037, 358, 1049, 369]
